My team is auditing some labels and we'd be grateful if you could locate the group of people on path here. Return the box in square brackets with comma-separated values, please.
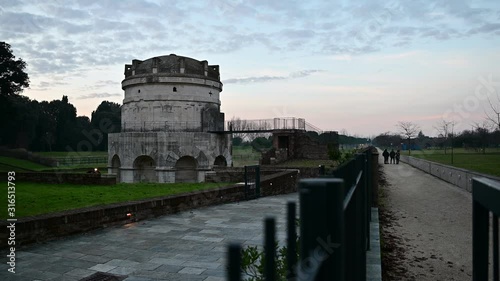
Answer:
[383, 148, 400, 164]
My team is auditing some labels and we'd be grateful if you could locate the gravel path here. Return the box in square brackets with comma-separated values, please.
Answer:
[379, 150, 472, 281]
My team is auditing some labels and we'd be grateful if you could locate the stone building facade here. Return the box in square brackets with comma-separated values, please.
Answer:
[261, 130, 339, 164]
[108, 54, 232, 183]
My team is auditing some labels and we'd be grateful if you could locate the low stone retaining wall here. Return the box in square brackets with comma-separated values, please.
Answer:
[206, 167, 282, 183]
[207, 166, 317, 183]
[0, 170, 298, 248]
[399, 155, 500, 192]
[261, 170, 299, 196]
[275, 167, 322, 178]
[15, 172, 116, 185]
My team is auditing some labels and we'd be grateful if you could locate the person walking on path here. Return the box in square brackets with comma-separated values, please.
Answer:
[382, 149, 389, 164]
[389, 149, 396, 164]
[395, 149, 400, 164]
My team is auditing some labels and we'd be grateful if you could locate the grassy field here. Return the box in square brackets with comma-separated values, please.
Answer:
[0, 156, 51, 171]
[0, 156, 108, 173]
[0, 182, 232, 219]
[0, 149, 109, 172]
[232, 146, 261, 166]
[409, 148, 500, 177]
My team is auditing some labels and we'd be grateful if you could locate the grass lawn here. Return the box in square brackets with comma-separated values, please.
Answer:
[232, 145, 346, 168]
[232, 146, 261, 167]
[0, 163, 32, 172]
[0, 156, 108, 173]
[0, 182, 233, 219]
[409, 148, 500, 177]
[0, 156, 50, 171]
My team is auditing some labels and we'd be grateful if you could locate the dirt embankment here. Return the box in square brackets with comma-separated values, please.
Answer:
[378, 165, 415, 281]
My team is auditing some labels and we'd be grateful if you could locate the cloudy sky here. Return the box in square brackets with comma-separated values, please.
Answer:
[1, 0, 500, 137]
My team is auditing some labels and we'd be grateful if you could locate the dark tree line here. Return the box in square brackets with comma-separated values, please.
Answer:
[373, 128, 500, 151]
[0, 95, 121, 151]
[453, 128, 500, 152]
[0, 41, 120, 152]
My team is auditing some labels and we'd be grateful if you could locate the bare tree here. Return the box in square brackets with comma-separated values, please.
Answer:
[397, 121, 420, 155]
[433, 119, 455, 154]
[472, 121, 493, 154]
[229, 116, 272, 141]
[485, 93, 500, 131]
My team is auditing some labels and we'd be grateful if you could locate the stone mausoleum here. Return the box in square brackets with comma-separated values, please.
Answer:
[108, 54, 232, 183]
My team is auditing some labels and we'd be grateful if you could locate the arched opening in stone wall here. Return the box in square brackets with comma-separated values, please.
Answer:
[111, 155, 121, 182]
[133, 155, 156, 183]
[214, 155, 227, 167]
[175, 156, 198, 183]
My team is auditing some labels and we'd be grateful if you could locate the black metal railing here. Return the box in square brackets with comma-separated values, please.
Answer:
[227, 148, 374, 281]
[472, 177, 500, 281]
[227, 117, 307, 132]
[52, 156, 108, 166]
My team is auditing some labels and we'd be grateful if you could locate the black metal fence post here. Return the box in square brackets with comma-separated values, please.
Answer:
[493, 215, 499, 281]
[256, 165, 261, 197]
[371, 148, 379, 207]
[299, 178, 344, 281]
[318, 165, 325, 176]
[472, 177, 500, 281]
[472, 180, 491, 281]
[356, 154, 367, 280]
[244, 166, 249, 199]
[265, 217, 276, 281]
[363, 152, 371, 251]
[287, 202, 297, 281]
[366, 150, 372, 251]
[228, 243, 242, 281]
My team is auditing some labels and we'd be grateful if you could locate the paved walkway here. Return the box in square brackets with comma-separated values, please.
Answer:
[1, 193, 297, 281]
[379, 149, 472, 280]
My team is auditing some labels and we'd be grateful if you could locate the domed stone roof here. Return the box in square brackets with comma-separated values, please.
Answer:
[124, 54, 220, 81]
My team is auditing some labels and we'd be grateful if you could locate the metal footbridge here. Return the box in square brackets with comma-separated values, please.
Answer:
[210, 117, 323, 134]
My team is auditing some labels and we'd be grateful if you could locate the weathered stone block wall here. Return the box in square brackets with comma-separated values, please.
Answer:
[269, 131, 335, 162]
[399, 155, 500, 192]
[294, 133, 329, 160]
[108, 131, 232, 183]
[205, 167, 286, 182]
[261, 170, 298, 196]
[0, 170, 298, 248]
[274, 167, 322, 178]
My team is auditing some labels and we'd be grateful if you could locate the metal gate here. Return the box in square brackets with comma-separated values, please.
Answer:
[244, 165, 260, 199]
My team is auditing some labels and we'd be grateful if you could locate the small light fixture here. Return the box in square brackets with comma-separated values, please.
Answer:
[127, 213, 132, 218]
